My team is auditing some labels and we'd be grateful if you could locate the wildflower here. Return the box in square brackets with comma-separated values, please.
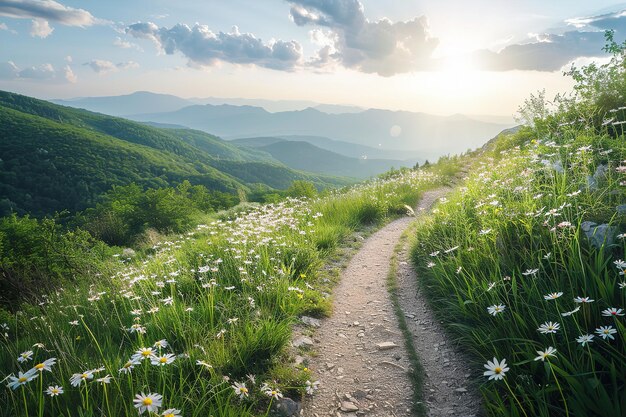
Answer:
[430, 251, 440, 257]
[7, 370, 38, 390]
[133, 392, 163, 415]
[161, 297, 174, 306]
[119, 359, 140, 374]
[96, 374, 112, 384]
[246, 374, 256, 385]
[576, 334, 594, 346]
[595, 326, 617, 340]
[537, 321, 560, 334]
[614, 259, 626, 269]
[561, 306, 580, 316]
[426, 262, 436, 268]
[69, 320, 79, 326]
[544, 292, 563, 301]
[602, 308, 625, 317]
[129, 323, 146, 334]
[522, 269, 539, 276]
[33, 357, 57, 372]
[70, 370, 94, 387]
[132, 347, 156, 361]
[483, 357, 509, 381]
[444, 246, 459, 254]
[487, 304, 506, 316]
[162, 409, 182, 417]
[46, 385, 64, 396]
[261, 383, 283, 399]
[305, 380, 320, 395]
[231, 381, 249, 399]
[619, 282, 626, 290]
[17, 350, 34, 363]
[196, 360, 213, 369]
[534, 347, 557, 362]
[151, 353, 176, 366]
[574, 296, 594, 303]
[153, 339, 169, 349]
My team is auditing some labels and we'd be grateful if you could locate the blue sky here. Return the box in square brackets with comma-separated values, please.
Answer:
[1, 0, 626, 115]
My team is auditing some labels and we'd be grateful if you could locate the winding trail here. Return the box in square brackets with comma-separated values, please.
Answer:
[301, 189, 482, 417]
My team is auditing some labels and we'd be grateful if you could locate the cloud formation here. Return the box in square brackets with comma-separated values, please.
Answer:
[30, 17, 53, 38]
[0, 61, 71, 81]
[288, 0, 438, 76]
[475, 9, 626, 72]
[475, 30, 608, 71]
[126, 22, 303, 71]
[63, 64, 76, 83]
[84, 59, 140, 74]
[0, 0, 96, 26]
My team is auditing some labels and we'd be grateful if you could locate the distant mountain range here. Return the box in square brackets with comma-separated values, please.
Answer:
[52, 91, 365, 116]
[127, 104, 511, 158]
[232, 137, 415, 178]
[52, 91, 515, 159]
[0, 91, 353, 216]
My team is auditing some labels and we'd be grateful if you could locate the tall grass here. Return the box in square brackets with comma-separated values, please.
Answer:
[411, 129, 626, 416]
[0, 169, 443, 416]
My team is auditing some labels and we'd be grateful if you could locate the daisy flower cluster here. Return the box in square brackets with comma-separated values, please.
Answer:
[1, 169, 441, 416]
[414, 133, 626, 415]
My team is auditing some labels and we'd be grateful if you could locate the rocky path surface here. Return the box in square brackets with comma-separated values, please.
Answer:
[300, 189, 482, 417]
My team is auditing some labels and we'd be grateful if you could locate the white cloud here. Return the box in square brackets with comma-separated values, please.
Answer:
[0, 0, 97, 26]
[30, 18, 53, 38]
[117, 60, 139, 70]
[0, 60, 18, 78]
[84, 59, 140, 74]
[18, 63, 55, 79]
[126, 22, 303, 71]
[0, 22, 7, 29]
[288, 0, 438, 76]
[63, 64, 76, 83]
[85, 59, 117, 74]
[474, 30, 610, 71]
[65, 55, 72, 62]
[113, 36, 143, 51]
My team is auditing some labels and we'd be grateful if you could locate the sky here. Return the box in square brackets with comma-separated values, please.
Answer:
[1, 0, 626, 117]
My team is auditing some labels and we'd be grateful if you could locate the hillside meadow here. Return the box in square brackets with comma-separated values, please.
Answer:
[410, 34, 626, 417]
[0, 169, 444, 417]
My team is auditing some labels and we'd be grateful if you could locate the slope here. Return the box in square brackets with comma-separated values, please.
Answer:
[0, 91, 351, 216]
[255, 140, 410, 178]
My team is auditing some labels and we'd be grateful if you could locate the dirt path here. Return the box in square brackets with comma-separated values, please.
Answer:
[301, 189, 481, 417]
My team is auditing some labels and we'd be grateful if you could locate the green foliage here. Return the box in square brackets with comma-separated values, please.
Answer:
[0, 163, 446, 417]
[0, 214, 111, 307]
[83, 181, 241, 246]
[286, 180, 318, 198]
[0, 90, 350, 217]
[412, 38, 626, 417]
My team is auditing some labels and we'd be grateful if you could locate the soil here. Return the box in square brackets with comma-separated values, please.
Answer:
[299, 189, 483, 417]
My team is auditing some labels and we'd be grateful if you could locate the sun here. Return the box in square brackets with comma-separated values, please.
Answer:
[440, 50, 477, 74]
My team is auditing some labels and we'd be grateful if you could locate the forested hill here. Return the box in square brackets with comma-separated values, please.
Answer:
[0, 91, 350, 216]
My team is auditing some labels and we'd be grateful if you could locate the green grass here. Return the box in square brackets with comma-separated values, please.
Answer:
[387, 225, 427, 416]
[0, 168, 444, 417]
[411, 130, 626, 417]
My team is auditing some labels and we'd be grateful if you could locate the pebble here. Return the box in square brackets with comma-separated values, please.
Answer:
[340, 401, 359, 412]
[375, 342, 397, 350]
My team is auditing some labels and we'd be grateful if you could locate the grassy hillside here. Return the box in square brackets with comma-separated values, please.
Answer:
[0, 168, 444, 417]
[254, 140, 410, 178]
[410, 34, 626, 417]
[0, 91, 350, 216]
